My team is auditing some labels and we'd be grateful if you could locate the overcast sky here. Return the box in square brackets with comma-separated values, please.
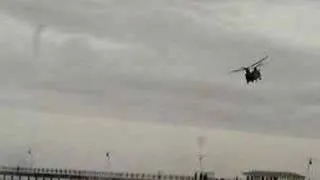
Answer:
[1, 0, 320, 178]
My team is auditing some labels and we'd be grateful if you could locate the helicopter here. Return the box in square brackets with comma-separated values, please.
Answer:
[230, 55, 269, 84]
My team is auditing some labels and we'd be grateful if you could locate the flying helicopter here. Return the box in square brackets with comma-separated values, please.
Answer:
[230, 55, 269, 84]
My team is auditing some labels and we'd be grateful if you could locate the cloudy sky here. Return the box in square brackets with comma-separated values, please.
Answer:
[1, 0, 320, 178]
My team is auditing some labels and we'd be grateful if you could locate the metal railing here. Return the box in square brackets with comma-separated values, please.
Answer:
[0, 166, 194, 180]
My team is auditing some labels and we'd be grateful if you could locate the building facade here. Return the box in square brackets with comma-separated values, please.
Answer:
[243, 170, 305, 180]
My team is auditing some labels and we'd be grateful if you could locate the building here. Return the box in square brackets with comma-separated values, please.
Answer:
[205, 171, 215, 179]
[194, 171, 215, 180]
[243, 170, 305, 180]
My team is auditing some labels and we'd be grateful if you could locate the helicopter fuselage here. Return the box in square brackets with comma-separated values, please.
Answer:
[245, 68, 262, 84]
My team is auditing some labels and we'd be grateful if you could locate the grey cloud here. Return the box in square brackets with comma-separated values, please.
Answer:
[1, 0, 320, 139]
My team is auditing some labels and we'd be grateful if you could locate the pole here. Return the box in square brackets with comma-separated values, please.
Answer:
[197, 136, 206, 172]
[307, 163, 310, 180]
[307, 158, 312, 180]
[198, 154, 204, 172]
[28, 148, 34, 168]
[106, 152, 111, 170]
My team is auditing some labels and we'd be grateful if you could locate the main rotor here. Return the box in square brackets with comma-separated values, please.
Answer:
[230, 55, 268, 73]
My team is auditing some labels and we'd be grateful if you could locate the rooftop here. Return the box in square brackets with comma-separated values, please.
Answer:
[243, 170, 305, 178]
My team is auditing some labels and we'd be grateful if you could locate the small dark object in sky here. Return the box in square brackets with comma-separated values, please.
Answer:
[230, 55, 269, 84]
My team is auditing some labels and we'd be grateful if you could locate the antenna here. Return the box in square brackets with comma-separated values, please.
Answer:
[197, 136, 206, 172]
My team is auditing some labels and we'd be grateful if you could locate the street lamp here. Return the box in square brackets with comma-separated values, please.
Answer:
[27, 148, 34, 168]
[106, 152, 111, 170]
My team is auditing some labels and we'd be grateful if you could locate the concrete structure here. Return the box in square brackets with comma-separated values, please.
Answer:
[243, 170, 305, 180]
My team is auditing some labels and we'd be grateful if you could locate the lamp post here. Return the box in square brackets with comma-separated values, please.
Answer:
[106, 152, 111, 170]
[306, 157, 320, 180]
[307, 158, 312, 180]
[28, 148, 34, 168]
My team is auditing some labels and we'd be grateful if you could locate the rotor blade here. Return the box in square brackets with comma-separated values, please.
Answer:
[249, 55, 268, 68]
[255, 61, 265, 68]
[230, 67, 246, 73]
[256, 56, 271, 69]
